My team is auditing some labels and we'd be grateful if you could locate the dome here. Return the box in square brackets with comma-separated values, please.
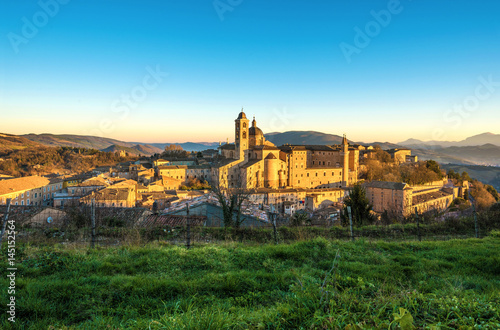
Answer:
[249, 126, 263, 136]
[249, 116, 263, 136]
[237, 110, 247, 119]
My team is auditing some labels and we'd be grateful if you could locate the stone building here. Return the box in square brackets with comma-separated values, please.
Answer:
[364, 181, 456, 218]
[215, 110, 359, 190]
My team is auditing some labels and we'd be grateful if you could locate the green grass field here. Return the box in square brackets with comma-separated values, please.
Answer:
[1, 234, 499, 329]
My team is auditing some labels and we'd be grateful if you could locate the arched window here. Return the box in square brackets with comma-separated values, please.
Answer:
[242, 132, 247, 139]
[243, 123, 246, 128]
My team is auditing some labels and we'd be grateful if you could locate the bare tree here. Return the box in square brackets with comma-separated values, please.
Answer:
[210, 165, 255, 228]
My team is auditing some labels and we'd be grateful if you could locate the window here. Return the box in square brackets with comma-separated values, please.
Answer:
[35, 193, 37, 198]
[44, 187, 46, 192]
[27, 199, 30, 205]
[21, 201, 24, 205]
[27, 191, 30, 197]
[21, 193, 24, 198]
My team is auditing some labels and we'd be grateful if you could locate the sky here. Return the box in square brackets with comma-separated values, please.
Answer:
[1, 0, 500, 144]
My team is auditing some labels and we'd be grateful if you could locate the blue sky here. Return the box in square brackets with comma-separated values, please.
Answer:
[1, 0, 499, 143]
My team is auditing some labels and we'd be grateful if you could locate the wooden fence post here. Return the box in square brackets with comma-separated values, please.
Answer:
[186, 204, 191, 249]
[91, 198, 96, 249]
[415, 207, 421, 242]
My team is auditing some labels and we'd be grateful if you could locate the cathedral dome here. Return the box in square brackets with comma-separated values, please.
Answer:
[249, 117, 263, 136]
[249, 126, 263, 136]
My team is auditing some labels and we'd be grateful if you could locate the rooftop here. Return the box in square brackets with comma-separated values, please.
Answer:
[364, 181, 410, 190]
[0, 176, 51, 196]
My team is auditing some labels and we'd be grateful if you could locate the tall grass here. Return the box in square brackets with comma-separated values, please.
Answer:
[0, 235, 499, 329]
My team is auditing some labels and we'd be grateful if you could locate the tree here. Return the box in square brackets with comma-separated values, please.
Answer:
[485, 185, 499, 202]
[161, 144, 189, 158]
[210, 167, 254, 228]
[425, 160, 444, 179]
[290, 211, 309, 226]
[341, 183, 374, 227]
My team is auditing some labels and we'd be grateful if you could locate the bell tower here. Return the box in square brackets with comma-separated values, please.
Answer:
[235, 109, 249, 160]
[341, 134, 349, 187]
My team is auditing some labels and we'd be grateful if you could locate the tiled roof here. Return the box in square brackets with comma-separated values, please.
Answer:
[112, 180, 138, 187]
[412, 190, 453, 206]
[364, 181, 409, 190]
[80, 188, 133, 201]
[0, 176, 51, 196]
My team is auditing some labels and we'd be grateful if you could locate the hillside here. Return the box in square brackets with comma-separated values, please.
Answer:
[132, 144, 163, 155]
[100, 144, 143, 156]
[0, 133, 42, 155]
[145, 142, 219, 152]
[22, 133, 134, 150]
[441, 164, 500, 191]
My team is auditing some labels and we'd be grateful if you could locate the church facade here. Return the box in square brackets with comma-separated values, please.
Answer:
[215, 110, 359, 190]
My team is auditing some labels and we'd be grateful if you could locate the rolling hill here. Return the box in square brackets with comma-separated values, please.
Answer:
[22, 133, 138, 150]
[0, 133, 43, 155]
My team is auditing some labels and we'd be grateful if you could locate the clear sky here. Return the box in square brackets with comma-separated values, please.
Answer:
[1, 0, 499, 144]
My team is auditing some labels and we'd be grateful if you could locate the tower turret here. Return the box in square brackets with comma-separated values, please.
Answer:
[235, 109, 249, 160]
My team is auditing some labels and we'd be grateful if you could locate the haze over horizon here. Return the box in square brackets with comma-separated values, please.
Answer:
[1, 1, 499, 144]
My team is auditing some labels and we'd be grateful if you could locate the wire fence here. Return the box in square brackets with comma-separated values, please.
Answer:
[1, 203, 498, 248]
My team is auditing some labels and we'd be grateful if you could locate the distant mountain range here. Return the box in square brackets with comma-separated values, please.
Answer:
[398, 132, 500, 148]
[264, 131, 400, 150]
[0, 131, 497, 166]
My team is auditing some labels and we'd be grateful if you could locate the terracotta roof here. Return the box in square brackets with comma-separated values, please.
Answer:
[0, 176, 50, 196]
[112, 180, 138, 187]
[80, 177, 108, 187]
[81, 188, 133, 201]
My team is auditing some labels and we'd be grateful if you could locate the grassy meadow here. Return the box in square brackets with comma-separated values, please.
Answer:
[1, 234, 499, 329]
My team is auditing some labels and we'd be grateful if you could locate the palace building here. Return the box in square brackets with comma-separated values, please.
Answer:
[215, 110, 359, 190]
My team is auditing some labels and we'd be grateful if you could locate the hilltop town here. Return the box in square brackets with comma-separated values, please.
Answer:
[1, 110, 496, 227]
